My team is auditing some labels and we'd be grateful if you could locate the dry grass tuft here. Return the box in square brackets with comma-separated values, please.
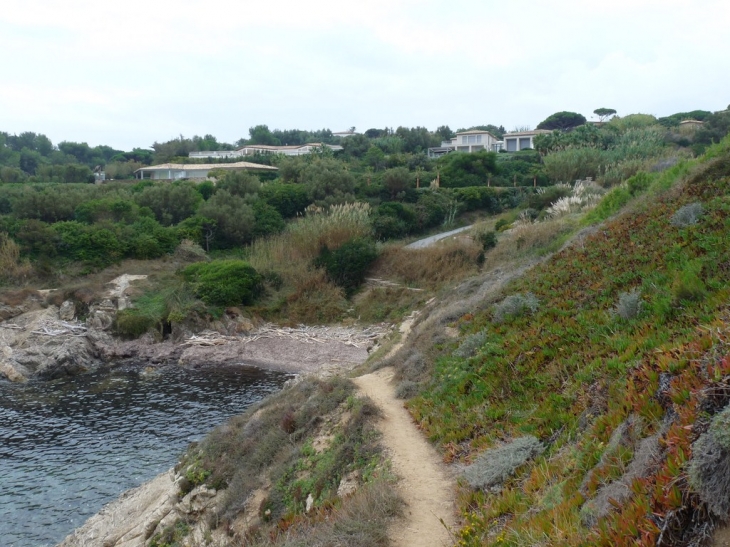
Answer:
[0, 233, 33, 284]
[371, 239, 482, 289]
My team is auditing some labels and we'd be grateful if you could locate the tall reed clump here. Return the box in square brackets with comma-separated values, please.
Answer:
[247, 202, 373, 323]
[0, 233, 33, 284]
[546, 179, 605, 218]
[248, 202, 372, 273]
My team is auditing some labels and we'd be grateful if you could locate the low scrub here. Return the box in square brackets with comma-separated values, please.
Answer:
[463, 436, 545, 491]
[492, 292, 539, 324]
[689, 405, 730, 517]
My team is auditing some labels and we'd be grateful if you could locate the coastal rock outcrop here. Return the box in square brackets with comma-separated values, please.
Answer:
[0, 307, 111, 382]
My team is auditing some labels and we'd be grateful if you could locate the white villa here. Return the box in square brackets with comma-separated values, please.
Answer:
[134, 161, 278, 180]
[189, 143, 342, 159]
[427, 130, 499, 158]
[499, 130, 552, 152]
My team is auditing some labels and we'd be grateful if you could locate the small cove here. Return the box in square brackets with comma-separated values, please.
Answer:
[0, 363, 291, 547]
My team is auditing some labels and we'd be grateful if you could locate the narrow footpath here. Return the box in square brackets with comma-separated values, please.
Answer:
[354, 367, 457, 547]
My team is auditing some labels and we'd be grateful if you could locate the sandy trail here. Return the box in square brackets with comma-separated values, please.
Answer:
[354, 367, 456, 547]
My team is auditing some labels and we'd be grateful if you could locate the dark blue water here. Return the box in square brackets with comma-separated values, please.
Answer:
[0, 365, 290, 547]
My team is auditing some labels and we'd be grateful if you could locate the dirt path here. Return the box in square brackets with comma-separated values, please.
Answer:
[354, 367, 457, 547]
[405, 225, 472, 249]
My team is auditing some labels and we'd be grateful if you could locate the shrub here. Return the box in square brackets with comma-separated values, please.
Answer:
[463, 436, 545, 491]
[182, 259, 262, 307]
[454, 331, 488, 358]
[395, 380, 420, 400]
[613, 289, 643, 320]
[492, 292, 539, 324]
[670, 202, 704, 227]
[314, 238, 378, 296]
[476, 231, 497, 251]
[689, 405, 730, 516]
[115, 310, 156, 338]
[259, 183, 310, 218]
[494, 218, 511, 232]
[627, 171, 653, 195]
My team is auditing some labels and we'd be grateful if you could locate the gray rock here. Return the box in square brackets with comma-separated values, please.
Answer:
[59, 300, 76, 321]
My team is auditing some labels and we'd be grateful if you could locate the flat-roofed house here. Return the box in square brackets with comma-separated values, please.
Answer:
[134, 161, 278, 180]
[427, 130, 499, 158]
[189, 143, 342, 159]
[501, 130, 552, 152]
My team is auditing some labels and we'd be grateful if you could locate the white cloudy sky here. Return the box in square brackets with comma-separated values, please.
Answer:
[1, 0, 729, 150]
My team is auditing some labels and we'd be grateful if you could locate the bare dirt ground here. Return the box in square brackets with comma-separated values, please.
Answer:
[354, 367, 457, 547]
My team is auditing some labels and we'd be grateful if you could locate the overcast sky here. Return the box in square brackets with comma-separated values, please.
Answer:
[1, 0, 728, 151]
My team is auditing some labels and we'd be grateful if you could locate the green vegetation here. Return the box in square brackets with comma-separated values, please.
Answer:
[400, 136, 730, 546]
[182, 260, 262, 308]
[174, 376, 398, 545]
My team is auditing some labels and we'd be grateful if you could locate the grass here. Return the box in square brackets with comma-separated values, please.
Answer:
[403, 136, 730, 546]
[174, 375, 393, 542]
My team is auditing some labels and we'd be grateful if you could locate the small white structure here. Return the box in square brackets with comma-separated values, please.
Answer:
[134, 161, 278, 180]
[332, 130, 359, 138]
[427, 130, 499, 158]
[188, 150, 242, 159]
[501, 130, 552, 152]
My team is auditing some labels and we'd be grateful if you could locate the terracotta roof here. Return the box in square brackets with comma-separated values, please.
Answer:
[456, 130, 497, 137]
[135, 162, 278, 173]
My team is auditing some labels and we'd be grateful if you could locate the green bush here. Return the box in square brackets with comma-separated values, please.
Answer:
[313, 238, 378, 296]
[259, 183, 311, 218]
[372, 202, 418, 240]
[452, 187, 501, 212]
[182, 259, 263, 307]
[463, 436, 545, 490]
[626, 171, 654, 195]
[252, 200, 285, 238]
[115, 310, 156, 338]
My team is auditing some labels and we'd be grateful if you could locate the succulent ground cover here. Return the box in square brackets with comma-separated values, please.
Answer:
[407, 138, 730, 546]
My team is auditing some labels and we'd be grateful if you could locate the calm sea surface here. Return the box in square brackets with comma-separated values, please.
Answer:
[0, 364, 290, 547]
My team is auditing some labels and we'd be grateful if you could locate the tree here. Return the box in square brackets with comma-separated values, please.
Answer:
[198, 191, 256, 247]
[382, 167, 413, 198]
[364, 146, 386, 171]
[593, 108, 617, 122]
[435, 125, 455, 142]
[536, 111, 587, 131]
[301, 158, 355, 202]
[247, 125, 280, 146]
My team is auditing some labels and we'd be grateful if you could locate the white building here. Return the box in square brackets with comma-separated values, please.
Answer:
[501, 130, 552, 152]
[427, 130, 499, 158]
[134, 161, 278, 180]
[189, 143, 342, 159]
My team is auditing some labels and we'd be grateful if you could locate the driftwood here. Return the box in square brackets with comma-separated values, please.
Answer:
[183, 323, 391, 349]
[0, 324, 24, 330]
[30, 320, 88, 337]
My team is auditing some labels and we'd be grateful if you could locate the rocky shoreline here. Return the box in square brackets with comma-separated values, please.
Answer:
[0, 289, 390, 383]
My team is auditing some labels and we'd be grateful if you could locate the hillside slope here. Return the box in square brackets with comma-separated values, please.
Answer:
[398, 139, 730, 545]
